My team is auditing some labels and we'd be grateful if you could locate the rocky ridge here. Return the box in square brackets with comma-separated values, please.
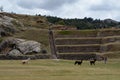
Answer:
[0, 38, 41, 56]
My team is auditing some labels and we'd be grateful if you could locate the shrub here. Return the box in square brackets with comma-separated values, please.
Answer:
[58, 31, 72, 35]
[0, 38, 3, 43]
[41, 49, 47, 54]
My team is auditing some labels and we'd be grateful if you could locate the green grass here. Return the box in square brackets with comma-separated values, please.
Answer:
[3, 12, 49, 29]
[14, 29, 49, 45]
[0, 38, 3, 43]
[14, 29, 50, 53]
[0, 59, 119, 80]
[55, 30, 98, 36]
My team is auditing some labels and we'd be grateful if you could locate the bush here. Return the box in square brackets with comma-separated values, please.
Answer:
[41, 49, 47, 54]
[0, 38, 3, 43]
[58, 31, 72, 35]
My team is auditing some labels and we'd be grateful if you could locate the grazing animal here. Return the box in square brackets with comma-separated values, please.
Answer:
[104, 57, 107, 64]
[74, 60, 83, 65]
[22, 58, 31, 64]
[90, 59, 96, 65]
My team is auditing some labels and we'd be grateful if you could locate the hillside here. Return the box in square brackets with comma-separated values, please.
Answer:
[0, 12, 120, 59]
[0, 12, 49, 29]
[46, 16, 120, 29]
[0, 12, 51, 56]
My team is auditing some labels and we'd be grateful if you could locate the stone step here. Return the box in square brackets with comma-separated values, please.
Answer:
[56, 45, 101, 53]
[55, 38, 101, 45]
[55, 36, 120, 45]
[54, 29, 120, 38]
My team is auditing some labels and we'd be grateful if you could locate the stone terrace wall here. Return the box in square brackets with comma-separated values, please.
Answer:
[57, 45, 100, 53]
[55, 38, 101, 45]
[54, 29, 120, 53]
[58, 54, 96, 60]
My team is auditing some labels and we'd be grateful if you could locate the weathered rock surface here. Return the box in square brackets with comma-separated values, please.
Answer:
[0, 14, 24, 37]
[0, 38, 41, 56]
[8, 49, 22, 56]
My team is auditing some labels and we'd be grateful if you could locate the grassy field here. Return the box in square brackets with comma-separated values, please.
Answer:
[0, 59, 119, 80]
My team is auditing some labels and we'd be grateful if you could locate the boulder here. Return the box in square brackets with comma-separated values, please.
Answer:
[8, 49, 22, 56]
[0, 38, 41, 55]
[16, 40, 41, 54]
[0, 15, 24, 37]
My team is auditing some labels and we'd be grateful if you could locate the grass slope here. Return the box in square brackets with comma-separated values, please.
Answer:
[2, 12, 49, 29]
[14, 29, 50, 53]
[0, 59, 119, 80]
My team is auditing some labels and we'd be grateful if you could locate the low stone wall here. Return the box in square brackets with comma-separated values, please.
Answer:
[99, 29, 120, 37]
[0, 54, 50, 60]
[58, 54, 97, 60]
[55, 38, 101, 45]
[57, 45, 100, 53]
[56, 37, 120, 45]
[101, 37, 120, 44]
[107, 44, 120, 51]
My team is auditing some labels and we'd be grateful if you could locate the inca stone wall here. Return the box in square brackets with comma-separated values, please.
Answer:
[54, 29, 120, 53]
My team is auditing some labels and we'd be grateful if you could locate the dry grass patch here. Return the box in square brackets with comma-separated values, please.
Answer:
[0, 59, 119, 80]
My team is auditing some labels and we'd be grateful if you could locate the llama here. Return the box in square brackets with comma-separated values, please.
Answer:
[104, 57, 107, 64]
[74, 60, 83, 65]
[22, 58, 31, 64]
[90, 59, 96, 65]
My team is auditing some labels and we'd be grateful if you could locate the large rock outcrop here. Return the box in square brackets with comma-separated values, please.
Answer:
[0, 14, 24, 37]
[0, 38, 41, 56]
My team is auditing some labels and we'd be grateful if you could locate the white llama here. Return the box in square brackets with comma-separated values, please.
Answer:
[22, 58, 31, 64]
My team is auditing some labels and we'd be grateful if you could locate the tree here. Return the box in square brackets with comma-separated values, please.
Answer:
[56, 20, 65, 25]
[0, 6, 3, 12]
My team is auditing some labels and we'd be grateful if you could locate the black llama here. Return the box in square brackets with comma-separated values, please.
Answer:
[74, 60, 83, 65]
[90, 59, 96, 65]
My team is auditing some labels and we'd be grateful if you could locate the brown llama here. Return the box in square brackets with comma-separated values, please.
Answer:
[74, 60, 83, 65]
[90, 59, 96, 65]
